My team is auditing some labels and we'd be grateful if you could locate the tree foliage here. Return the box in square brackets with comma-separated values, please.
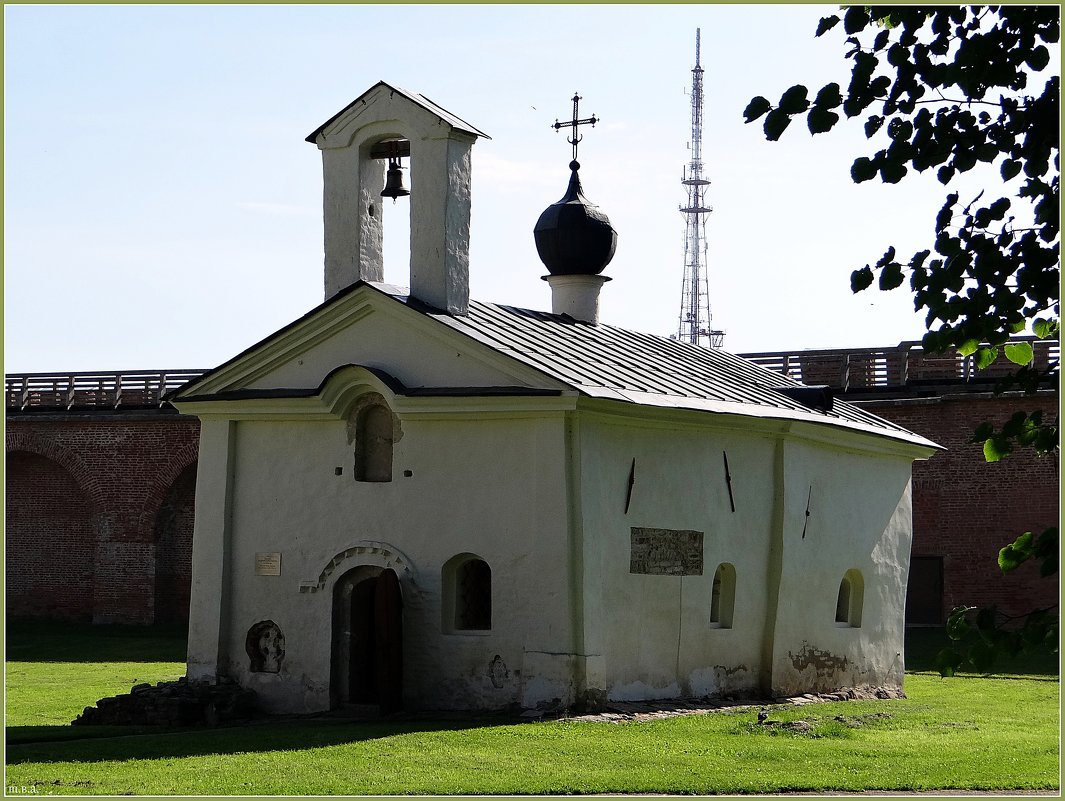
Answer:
[745, 6, 1060, 674]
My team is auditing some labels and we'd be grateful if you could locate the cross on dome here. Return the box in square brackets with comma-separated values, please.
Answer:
[552, 93, 599, 165]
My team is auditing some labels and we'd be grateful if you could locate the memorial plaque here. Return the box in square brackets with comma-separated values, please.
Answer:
[255, 552, 282, 576]
[629, 528, 703, 576]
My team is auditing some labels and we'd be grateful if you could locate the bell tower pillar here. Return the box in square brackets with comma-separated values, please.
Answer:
[306, 82, 489, 314]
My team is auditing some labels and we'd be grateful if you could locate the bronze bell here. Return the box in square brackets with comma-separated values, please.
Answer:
[381, 157, 410, 201]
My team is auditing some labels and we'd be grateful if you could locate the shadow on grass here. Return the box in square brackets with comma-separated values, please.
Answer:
[5, 717, 510, 764]
[904, 626, 1060, 677]
[6, 624, 1056, 767]
[6, 620, 187, 663]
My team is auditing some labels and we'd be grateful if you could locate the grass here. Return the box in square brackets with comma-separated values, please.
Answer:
[4, 620, 186, 735]
[4, 621, 1060, 795]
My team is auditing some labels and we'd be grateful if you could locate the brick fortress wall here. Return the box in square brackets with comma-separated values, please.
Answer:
[860, 392, 1060, 622]
[6, 414, 200, 624]
[5, 361, 1058, 627]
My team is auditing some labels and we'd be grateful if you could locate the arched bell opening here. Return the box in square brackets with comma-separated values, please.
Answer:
[364, 137, 412, 287]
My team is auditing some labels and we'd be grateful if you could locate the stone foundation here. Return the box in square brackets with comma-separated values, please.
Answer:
[73, 677, 256, 727]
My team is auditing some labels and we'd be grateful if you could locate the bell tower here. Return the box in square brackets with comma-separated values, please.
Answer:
[306, 82, 490, 314]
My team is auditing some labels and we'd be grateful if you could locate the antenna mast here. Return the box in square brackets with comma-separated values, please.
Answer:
[677, 28, 723, 348]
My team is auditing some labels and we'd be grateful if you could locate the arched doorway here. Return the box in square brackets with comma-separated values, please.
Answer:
[331, 566, 403, 711]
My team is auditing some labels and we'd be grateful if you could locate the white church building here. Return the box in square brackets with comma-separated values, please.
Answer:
[172, 82, 938, 714]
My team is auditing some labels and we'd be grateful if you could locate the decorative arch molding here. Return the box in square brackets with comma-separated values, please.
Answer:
[5, 433, 104, 521]
[317, 364, 404, 421]
[300, 540, 417, 593]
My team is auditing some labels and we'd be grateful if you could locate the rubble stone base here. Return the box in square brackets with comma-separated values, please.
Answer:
[73, 676, 256, 727]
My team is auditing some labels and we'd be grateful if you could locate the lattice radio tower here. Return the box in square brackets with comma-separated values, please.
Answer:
[677, 28, 723, 348]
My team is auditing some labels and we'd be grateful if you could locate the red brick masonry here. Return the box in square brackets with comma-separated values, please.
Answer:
[6, 415, 199, 624]
[862, 392, 1059, 622]
[5, 369, 1058, 626]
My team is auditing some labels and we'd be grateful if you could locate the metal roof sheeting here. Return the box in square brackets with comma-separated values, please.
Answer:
[366, 285, 937, 449]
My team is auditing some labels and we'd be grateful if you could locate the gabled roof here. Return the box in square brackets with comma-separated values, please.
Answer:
[305, 81, 491, 144]
[378, 284, 937, 449]
[172, 280, 938, 451]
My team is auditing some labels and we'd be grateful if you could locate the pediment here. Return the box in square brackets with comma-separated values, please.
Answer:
[172, 282, 566, 402]
[306, 81, 490, 150]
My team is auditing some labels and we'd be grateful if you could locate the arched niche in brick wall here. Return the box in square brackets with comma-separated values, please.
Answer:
[153, 461, 198, 625]
[5, 451, 95, 621]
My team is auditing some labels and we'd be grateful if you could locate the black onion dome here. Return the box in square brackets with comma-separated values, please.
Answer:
[533, 161, 617, 276]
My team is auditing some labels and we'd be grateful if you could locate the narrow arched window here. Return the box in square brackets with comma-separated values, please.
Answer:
[835, 569, 864, 627]
[710, 562, 736, 629]
[457, 559, 492, 630]
[442, 554, 492, 632]
[355, 403, 393, 482]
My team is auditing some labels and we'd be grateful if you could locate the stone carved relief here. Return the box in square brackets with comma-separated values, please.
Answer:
[629, 527, 704, 576]
[246, 620, 285, 674]
[487, 655, 509, 689]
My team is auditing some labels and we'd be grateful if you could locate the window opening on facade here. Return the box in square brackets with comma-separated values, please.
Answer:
[710, 562, 736, 628]
[835, 569, 864, 627]
[457, 558, 491, 630]
[355, 403, 394, 482]
[442, 554, 492, 632]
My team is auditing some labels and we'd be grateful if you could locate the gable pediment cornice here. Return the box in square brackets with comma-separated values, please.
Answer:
[173, 283, 568, 400]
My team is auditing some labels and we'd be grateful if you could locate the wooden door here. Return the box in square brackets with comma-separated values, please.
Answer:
[373, 568, 403, 712]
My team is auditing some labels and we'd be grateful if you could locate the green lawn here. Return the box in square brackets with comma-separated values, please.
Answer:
[4, 621, 1060, 795]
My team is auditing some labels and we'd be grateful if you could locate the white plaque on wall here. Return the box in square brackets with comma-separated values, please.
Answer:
[255, 552, 282, 576]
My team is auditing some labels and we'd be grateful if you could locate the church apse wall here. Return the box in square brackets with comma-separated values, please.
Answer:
[575, 407, 917, 703]
[769, 439, 913, 696]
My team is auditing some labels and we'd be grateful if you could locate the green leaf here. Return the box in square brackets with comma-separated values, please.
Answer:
[998, 158, 1019, 185]
[807, 107, 839, 135]
[778, 85, 810, 114]
[957, 339, 979, 357]
[762, 108, 792, 141]
[984, 435, 1012, 462]
[851, 266, 874, 293]
[1033, 318, 1060, 339]
[864, 115, 885, 138]
[1036, 528, 1059, 577]
[851, 157, 877, 183]
[974, 346, 998, 370]
[1026, 45, 1050, 71]
[813, 82, 843, 109]
[935, 194, 958, 231]
[743, 96, 772, 123]
[815, 14, 840, 36]
[999, 531, 1035, 573]
[946, 608, 973, 641]
[1004, 342, 1034, 366]
[934, 647, 963, 677]
[843, 5, 870, 34]
[878, 262, 905, 290]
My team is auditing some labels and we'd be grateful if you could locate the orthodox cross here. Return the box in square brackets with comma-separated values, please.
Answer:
[552, 93, 599, 162]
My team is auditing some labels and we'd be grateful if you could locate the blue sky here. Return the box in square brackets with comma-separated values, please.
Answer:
[4, 5, 1007, 372]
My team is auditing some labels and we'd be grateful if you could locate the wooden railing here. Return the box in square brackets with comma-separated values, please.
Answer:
[5, 370, 207, 411]
[740, 337, 1059, 391]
